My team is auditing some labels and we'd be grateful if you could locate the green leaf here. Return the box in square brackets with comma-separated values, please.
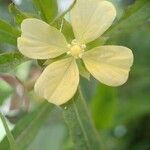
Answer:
[0, 112, 17, 150]
[9, 3, 28, 25]
[0, 52, 29, 73]
[0, 30, 17, 45]
[0, 17, 20, 45]
[121, 0, 150, 20]
[62, 88, 101, 150]
[117, 97, 150, 125]
[0, 102, 53, 150]
[105, 0, 150, 43]
[0, 19, 20, 37]
[91, 84, 117, 130]
[0, 19, 19, 45]
[33, 0, 58, 23]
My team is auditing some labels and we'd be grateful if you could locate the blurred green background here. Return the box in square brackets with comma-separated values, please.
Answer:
[0, 0, 150, 150]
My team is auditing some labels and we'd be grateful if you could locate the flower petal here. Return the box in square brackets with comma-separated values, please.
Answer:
[82, 46, 133, 86]
[18, 18, 68, 59]
[70, 0, 116, 44]
[34, 57, 79, 105]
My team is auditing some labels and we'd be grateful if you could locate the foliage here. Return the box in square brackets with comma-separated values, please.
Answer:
[0, 0, 150, 150]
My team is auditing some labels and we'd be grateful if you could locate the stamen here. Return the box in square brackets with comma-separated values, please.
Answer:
[67, 44, 71, 48]
[67, 39, 86, 59]
[71, 39, 78, 45]
[79, 53, 83, 58]
[81, 44, 86, 49]
[67, 51, 71, 55]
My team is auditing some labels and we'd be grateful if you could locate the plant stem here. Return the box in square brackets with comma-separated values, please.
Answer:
[62, 87, 101, 150]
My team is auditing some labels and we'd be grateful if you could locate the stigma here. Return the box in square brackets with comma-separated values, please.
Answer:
[67, 39, 86, 59]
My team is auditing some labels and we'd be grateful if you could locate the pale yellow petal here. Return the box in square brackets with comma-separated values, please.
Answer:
[70, 0, 116, 44]
[82, 46, 133, 86]
[34, 57, 79, 105]
[18, 18, 68, 59]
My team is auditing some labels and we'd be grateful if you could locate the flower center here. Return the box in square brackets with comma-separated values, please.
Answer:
[67, 39, 86, 59]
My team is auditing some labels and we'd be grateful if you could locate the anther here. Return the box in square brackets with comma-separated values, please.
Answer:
[67, 44, 71, 48]
[67, 39, 86, 59]
[79, 53, 83, 58]
[71, 39, 77, 45]
[81, 44, 86, 49]
[67, 51, 71, 55]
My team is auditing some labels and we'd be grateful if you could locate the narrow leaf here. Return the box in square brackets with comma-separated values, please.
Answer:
[0, 19, 20, 37]
[33, 0, 58, 23]
[0, 112, 17, 150]
[121, 0, 150, 20]
[0, 102, 52, 150]
[0, 52, 29, 73]
[0, 7, 22, 45]
[0, 30, 17, 45]
[105, 0, 150, 41]
[9, 3, 28, 25]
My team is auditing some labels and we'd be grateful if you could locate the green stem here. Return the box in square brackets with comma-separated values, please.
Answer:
[62, 87, 101, 150]
[0, 112, 17, 150]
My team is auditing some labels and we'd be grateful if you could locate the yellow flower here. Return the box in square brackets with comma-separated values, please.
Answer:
[17, 0, 133, 105]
